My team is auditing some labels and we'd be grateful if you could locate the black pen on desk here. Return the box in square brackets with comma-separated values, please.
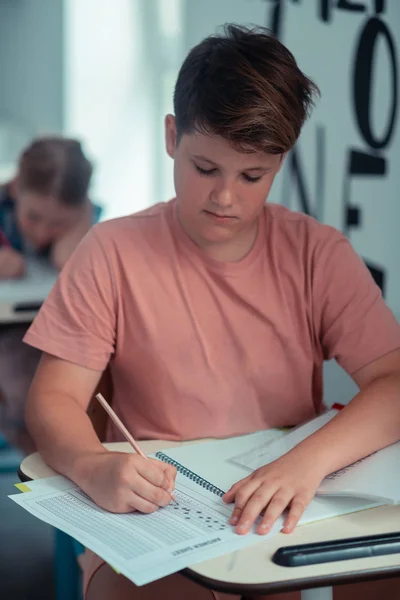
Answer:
[95, 393, 178, 504]
[273, 532, 400, 567]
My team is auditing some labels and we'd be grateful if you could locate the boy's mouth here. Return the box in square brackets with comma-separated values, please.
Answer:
[203, 210, 237, 222]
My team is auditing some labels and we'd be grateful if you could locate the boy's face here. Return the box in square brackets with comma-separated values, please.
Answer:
[165, 115, 284, 257]
[15, 188, 82, 250]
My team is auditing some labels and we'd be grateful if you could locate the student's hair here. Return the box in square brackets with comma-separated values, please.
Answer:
[17, 136, 93, 207]
[173, 24, 320, 154]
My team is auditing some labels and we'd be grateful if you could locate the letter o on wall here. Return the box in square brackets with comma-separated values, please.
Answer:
[353, 17, 398, 149]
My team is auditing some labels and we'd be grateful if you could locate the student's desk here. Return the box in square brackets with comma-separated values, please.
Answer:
[0, 257, 57, 324]
[19, 440, 400, 600]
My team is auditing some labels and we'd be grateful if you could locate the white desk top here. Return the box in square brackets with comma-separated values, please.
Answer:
[0, 257, 57, 324]
[19, 440, 400, 595]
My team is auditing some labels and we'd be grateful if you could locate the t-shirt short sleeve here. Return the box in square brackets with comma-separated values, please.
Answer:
[24, 227, 116, 371]
[312, 230, 400, 375]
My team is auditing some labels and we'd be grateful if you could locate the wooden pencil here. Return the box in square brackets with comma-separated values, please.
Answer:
[95, 393, 178, 504]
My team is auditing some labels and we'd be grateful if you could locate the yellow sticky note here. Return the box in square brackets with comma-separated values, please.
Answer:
[109, 565, 120, 574]
[14, 483, 31, 493]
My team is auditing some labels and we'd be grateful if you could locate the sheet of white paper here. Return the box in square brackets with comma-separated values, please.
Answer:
[228, 410, 337, 471]
[9, 473, 282, 586]
[226, 410, 400, 504]
[299, 495, 382, 525]
[318, 442, 400, 504]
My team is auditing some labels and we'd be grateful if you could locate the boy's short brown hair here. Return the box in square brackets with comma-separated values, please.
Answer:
[18, 136, 93, 207]
[174, 24, 319, 154]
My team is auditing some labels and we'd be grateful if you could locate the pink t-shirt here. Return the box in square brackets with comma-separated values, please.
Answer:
[24, 200, 400, 442]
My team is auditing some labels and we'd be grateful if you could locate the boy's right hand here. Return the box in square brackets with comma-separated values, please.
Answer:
[75, 451, 177, 514]
[0, 247, 25, 279]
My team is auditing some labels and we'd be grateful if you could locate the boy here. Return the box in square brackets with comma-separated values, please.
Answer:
[25, 25, 400, 600]
[0, 136, 99, 453]
[0, 136, 98, 276]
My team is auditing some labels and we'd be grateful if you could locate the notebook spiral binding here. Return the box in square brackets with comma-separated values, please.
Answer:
[155, 451, 225, 497]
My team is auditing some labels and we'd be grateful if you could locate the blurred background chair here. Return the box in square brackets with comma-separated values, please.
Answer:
[0, 390, 23, 473]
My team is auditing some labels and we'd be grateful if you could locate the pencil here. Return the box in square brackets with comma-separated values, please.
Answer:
[95, 393, 178, 504]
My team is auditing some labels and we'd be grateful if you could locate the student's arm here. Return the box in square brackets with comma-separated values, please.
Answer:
[25, 227, 176, 512]
[51, 201, 93, 270]
[26, 353, 176, 514]
[224, 348, 400, 535]
[223, 232, 400, 536]
[0, 247, 25, 279]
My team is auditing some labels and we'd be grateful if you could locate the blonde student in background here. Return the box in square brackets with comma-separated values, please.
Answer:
[25, 25, 400, 600]
[0, 136, 101, 454]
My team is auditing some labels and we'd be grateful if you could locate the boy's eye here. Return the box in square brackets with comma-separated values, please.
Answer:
[195, 164, 217, 176]
[194, 163, 263, 183]
[242, 173, 262, 183]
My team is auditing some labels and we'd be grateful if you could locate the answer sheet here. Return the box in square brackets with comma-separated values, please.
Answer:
[9, 472, 282, 586]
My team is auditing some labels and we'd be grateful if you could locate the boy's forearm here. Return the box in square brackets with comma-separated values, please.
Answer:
[293, 372, 400, 478]
[26, 392, 106, 485]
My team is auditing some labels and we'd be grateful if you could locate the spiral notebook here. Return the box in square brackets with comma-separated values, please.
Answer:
[155, 451, 226, 497]
[152, 432, 385, 527]
[153, 428, 286, 498]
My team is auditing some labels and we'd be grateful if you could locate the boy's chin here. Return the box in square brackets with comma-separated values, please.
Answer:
[198, 227, 238, 245]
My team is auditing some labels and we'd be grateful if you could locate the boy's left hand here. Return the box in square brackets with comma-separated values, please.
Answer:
[222, 450, 325, 536]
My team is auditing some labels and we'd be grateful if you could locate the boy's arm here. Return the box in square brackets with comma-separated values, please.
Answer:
[223, 348, 400, 536]
[0, 247, 25, 279]
[26, 353, 177, 513]
[291, 347, 400, 475]
[224, 231, 400, 536]
[51, 201, 93, 270]
[26, 352, 105, 480]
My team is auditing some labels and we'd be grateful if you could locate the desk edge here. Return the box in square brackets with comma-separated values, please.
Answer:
[182, 563, 400, 595]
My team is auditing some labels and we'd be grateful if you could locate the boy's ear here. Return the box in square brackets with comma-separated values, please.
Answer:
[165, 114, 178, 158]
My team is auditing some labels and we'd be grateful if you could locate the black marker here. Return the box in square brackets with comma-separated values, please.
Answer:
[13, 301, 43, 313]
[273, 532, 400, 567]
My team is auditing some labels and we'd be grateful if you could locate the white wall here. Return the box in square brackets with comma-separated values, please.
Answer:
[0, 0, 64, 135]
[63, 0, 183, 220]
[63, 0, 144, 219]
[0, 0, 182, 216]
[0, 0, 64, 177]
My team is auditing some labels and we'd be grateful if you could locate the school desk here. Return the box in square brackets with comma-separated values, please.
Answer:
[0, 257, 56, 324]
[18, 440, 400, 600]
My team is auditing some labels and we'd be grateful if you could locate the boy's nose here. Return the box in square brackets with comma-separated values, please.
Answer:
[213, 184, 234, 208]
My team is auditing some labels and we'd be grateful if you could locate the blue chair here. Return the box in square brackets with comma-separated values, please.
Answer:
[54, 531, 84, 600]
[0, 435, 22, 473]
